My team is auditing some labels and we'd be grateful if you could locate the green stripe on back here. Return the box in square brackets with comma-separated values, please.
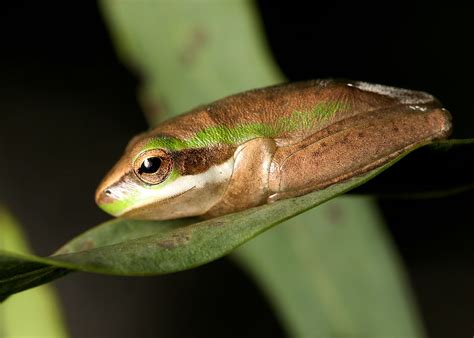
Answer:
[143, 101, 348, 154]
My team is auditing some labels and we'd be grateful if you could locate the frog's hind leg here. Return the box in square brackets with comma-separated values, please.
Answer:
[268, 104, 451, 202]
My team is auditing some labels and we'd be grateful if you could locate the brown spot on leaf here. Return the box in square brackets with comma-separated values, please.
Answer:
[143, 96, 169, 125]
[180, 27, 208, 66]
[158, 230, 192, 249]
[327, 203, 345, 225]
[209, 221, 226, 227]
[79, 239, 95, 251]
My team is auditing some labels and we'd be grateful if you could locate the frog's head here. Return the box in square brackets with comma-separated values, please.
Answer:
[95, 132, 235, 220]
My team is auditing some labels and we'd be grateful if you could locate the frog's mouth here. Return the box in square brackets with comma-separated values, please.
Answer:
[103, 185, 196, 219]
[167, 185, 197, 200]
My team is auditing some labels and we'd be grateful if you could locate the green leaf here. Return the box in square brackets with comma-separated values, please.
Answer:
[1, 158, 397, 302]
[0, 207, 70, 338]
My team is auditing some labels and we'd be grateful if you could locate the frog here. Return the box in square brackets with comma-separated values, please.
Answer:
[95, 79, 452, 220]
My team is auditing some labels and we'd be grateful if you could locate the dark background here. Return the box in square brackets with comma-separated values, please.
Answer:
[0, 1, 472, 337]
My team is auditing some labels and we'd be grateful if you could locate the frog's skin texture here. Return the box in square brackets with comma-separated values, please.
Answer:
[96, 79, 452, 220]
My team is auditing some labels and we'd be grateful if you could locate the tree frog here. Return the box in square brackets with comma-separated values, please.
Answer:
[96, 79, 451, 220]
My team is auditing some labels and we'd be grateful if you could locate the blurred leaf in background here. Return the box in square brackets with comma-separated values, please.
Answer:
[0, 206, 69, 338]
[237, 196, 423, 337]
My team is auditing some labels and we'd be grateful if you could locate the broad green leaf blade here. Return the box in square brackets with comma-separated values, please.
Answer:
[0, 207, 70, 338]
[0, 158, 399, 301]
[353, 138, 474, 197]
[235, 197, 425, 338]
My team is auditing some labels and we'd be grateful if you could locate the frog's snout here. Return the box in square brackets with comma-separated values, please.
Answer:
[95, 182, 125, 217]
[95, 166, 124, 207]
[94, 155, 133, 216]
[95, 185, 115, 206]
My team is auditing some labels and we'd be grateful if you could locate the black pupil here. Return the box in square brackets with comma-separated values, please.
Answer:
[139, 157, 162, 174]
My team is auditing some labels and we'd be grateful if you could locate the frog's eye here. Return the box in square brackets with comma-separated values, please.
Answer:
[133, 149, 173, 185]
[139, 157, 162, 174]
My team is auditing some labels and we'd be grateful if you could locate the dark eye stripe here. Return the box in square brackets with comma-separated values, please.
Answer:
[172, 145, 236, 175]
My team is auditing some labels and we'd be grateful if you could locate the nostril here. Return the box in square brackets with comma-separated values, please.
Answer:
[96, 188, 115, 205]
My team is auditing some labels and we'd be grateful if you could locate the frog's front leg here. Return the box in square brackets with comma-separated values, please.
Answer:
[268, 104, 451, 202]
[203, 138, 277, 218]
